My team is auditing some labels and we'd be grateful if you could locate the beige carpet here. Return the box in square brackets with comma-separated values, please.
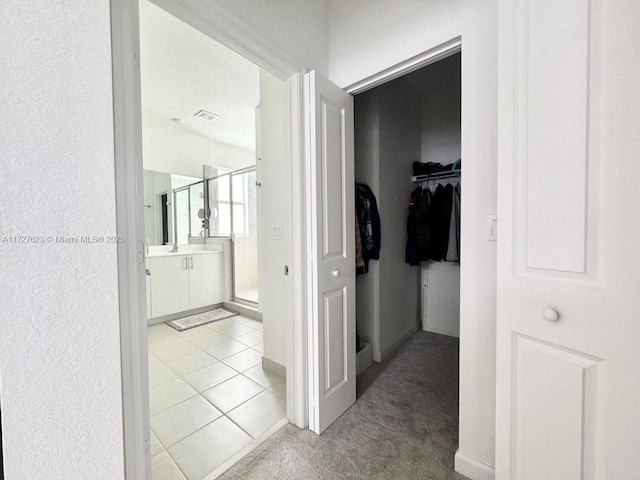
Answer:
[219, 331, 466, 480]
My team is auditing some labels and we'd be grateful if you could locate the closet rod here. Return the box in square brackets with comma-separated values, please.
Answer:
[411, 170, 461, 183]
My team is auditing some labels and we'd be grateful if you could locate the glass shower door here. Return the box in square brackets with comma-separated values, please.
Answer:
[231, 168, 258, 305]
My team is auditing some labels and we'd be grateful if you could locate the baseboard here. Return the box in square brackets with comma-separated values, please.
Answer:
[223, 301, 262, 320]
[454, 451, 495, 480]
[379, 324, 419, 362]
[262, 356, 286, 378]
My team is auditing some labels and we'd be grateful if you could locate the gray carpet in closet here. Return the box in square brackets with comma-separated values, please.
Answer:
[219, 331, 466, 480]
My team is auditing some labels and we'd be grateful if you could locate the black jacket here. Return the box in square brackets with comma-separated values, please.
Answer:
[356, 184, 381, 272]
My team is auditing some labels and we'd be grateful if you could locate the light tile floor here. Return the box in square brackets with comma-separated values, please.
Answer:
[148, 315, 286, 480]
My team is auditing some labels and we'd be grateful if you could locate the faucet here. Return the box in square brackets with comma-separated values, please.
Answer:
[170, 243, 179, 253]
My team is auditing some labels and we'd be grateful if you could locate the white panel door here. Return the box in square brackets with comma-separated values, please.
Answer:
[496, 1, 640, 479]
[149, 255, 190, 317]
[305, 70, 356, 434]
[189, 253, 223, 309]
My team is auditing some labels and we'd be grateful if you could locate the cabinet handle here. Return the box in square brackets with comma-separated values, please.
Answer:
[184, 257, 188, 270]
[138, 240, 145, 265]
[190, 257, 194, 269]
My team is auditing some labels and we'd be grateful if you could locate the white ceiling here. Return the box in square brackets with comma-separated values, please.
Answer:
[139, 0, 260, 151]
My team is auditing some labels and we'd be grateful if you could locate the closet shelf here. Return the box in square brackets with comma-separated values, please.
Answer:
[411, 169, 461, 183]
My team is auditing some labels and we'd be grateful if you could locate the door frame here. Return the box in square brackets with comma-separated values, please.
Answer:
[343, 36, 461, 95]
[303, 41, 463, 430]
[112, 0, 465, 475]
[111, 1, 308, 478]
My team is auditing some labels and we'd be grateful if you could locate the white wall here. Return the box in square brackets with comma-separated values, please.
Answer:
[142, 108, 212, 177]
[142, 108, 255, 178]
[421, 83, 461, 165]
[377, 80, 423, 359]
[420, 72, 461, 338]
[209, 141, 255, 171]
[257, 71, 291, 369]
[354, 89, 381, 358]
[0, 1, 125, 479]
[354, 79, 422, 362]
[328, 0, 499, 473]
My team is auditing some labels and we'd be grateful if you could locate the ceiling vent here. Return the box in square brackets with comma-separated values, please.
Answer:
[194, 109, 220, 122]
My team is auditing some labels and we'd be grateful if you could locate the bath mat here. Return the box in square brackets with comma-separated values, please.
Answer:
[166, 308, 238, 331]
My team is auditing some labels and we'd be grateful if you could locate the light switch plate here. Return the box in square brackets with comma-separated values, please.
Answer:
[272, 225, 283, 240]
[487, 214, 497, 241]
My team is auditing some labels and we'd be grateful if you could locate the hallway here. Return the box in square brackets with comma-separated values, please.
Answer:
[220, 331, 466, 480]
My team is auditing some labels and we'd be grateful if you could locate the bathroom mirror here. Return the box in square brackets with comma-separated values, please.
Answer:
[143, 170, 204, 246]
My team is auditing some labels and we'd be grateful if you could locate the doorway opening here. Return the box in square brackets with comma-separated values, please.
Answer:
[352, 51, 462, 468]
[139, 1, 289, 478]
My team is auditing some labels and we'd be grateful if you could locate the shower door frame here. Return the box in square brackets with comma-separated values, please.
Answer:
[229, 166, 259, 306]
[206, 166, 259, 307]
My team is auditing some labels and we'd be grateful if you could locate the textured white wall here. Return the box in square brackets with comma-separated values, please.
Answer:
[329, 0, 499, 471]
[0, 1, 125, 479]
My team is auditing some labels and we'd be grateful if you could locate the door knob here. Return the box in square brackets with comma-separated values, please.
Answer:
[332, 269, 340, 278]
[542, 307, 559, 322]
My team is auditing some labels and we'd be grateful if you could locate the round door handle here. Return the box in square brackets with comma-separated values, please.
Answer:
[542, 307, 560, 322]
[332, 269, 340, 278]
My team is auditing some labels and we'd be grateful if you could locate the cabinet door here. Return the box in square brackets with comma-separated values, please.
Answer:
[149, 256, 190, 317]
[188, 253, 223, 309]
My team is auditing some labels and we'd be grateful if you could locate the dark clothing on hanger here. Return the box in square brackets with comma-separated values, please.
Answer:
[356, 183, 381, 274]
[405, 187, 421, 266]
[355, 213, 366, 274]
[445, 182, 461, 262]
[416, 187, 432, 261]
[429, 184, 454, 261]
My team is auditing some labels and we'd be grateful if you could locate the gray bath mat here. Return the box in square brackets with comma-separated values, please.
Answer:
[166, 308, 238, 331]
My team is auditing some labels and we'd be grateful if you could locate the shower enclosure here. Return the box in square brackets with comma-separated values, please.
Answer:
[207, 167, 258, 305]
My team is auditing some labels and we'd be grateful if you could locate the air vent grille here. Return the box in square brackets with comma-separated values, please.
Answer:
[194, 110, 219, 122]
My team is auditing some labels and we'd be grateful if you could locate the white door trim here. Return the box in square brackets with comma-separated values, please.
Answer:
[110, 0, 150, 478]
[110, 1, 309, 478]
[343, 36, 461, 95]
[287, 71, 309, 429]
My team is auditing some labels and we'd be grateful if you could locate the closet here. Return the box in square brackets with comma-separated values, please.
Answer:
[354, 53, 461, 366]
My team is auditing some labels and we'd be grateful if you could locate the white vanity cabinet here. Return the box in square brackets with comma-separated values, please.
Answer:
[149, 255, 191, 318]
[189, 253, 223, 309]
[147, 252, 223, 319]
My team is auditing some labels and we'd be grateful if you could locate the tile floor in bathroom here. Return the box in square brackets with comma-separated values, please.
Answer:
[148, 315, 286, 480]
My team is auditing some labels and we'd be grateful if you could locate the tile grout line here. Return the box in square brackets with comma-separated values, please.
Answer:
[148, 318, 267, 479]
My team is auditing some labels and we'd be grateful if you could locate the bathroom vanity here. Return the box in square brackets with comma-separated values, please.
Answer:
[146, 247, 224, 322]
